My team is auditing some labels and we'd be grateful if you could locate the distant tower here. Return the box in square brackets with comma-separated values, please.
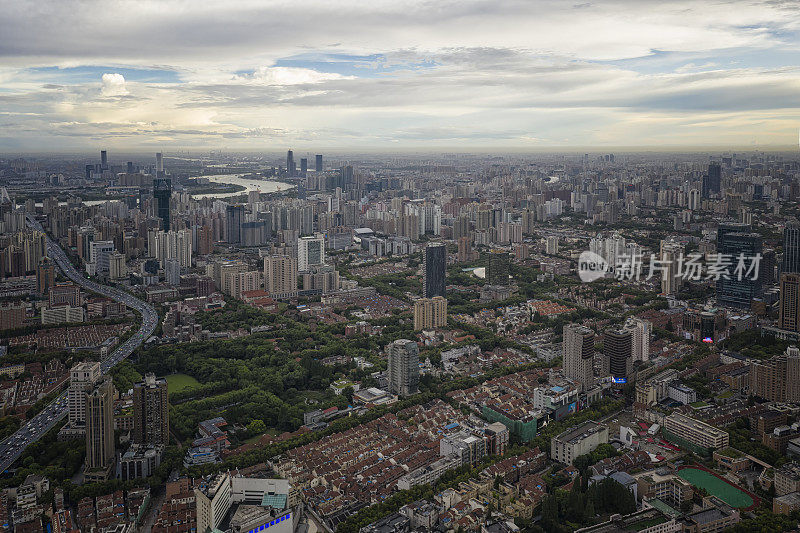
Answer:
[287, 150, 295, 177]
[387, 339, 419, 396]
[784, 219, 800, 274]
[315, 154, 323, 172]
[132, 373, 169, 446]
[225, 205, 244, 244]
[156, 152, 164, 175]
[153, 178, 172, 231]
[100, 150, 108, 171]
[423, 242, 447, 298]
[300, 157, 308, 178]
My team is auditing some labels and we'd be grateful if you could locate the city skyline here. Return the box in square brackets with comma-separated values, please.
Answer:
[1, 0, 800, 151]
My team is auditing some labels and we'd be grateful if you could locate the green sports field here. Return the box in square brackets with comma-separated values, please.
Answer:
[677, 467, 754, 508]
[165, 373, 201, 393]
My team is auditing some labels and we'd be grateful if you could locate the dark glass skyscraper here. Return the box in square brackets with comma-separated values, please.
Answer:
[300, 157, 308, 177]
[702, 162, 721, 198]
[424, 242, 446, 298]
[486, 249, 510, 286]
[226, 205, 243, 244]
[716, 231, 763, 308]
[604, 328, 632, 381]
[287, 149, 295, 177]
[783, 219, 800, 274]
[315, 154, 323, 172]
[153, 178, 172, 231]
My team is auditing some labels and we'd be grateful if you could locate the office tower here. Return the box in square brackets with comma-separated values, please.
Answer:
[85, 164, 93, 179]
[88, 240, 114, 276]
[701, 162, 721, 198]
[413, 296, 448, 331]
[68, 362, 101, 429]
[750, 346, 800, 402]
[604, 328, 633, 382]
[153, 178, 172, 231]
[126, 161, 134, 174]
[486, 249, 510, 286]
[300, 157, 308, 177]
[784, 219, 800, 274]
[716, 231, 763, 308]
[100, 150, 108, 170]
[315, 154, 323, 172]
[286, 149, 295, 177]
[85, 377, 115, 480]
[156, 152, 164, 174]
[625, 317, 651, 362]
[36, 257, 55, 296]
[762, 248, 776, 286]
[562, 324, 595, 388]
[387, 339, 419, 396]
[298, 234, 325, 272]
[225, 205, 243, 244]
[780, 273, 800, 333]
[263, 255, 298, 299]
[132, 373, 169, 446]
[423, 242, 447, 298]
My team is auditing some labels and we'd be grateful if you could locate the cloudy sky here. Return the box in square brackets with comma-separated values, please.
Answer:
[1, 0, 799, 152]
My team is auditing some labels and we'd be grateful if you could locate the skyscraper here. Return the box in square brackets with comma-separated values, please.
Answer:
[486, 249, 510, 286]
[604, 328, 633, 382]
[315, 154, 323, 172]
[100, 150, 108, 171]
[625, 317, 651, 362]
[716, 231, 763, 308]
[225, 205, 243, 244]
[36, 256, 55, 296]
[153, 178, 172, 231]
[780, 273, 800, 333]
[300, 157, 308, 177]
[287, 149, 295, 177]
[156, 152, 164, 175]
[298, 234, 325, 272]
[423, 242, 447, 298]
[701, 162, 721, 198]
[263, 255, 298, 299]
[413, 296, 448, 331]
[562, 324, 595, 388]
[387, 339, 419, 396]
[784, 219, 800, 274]
[85, 377, 115, 481]
[132, 373, 169, 446]
[68, 362, 101, 431]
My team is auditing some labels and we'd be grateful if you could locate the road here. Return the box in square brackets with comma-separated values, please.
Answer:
[0, 215, 159, 473]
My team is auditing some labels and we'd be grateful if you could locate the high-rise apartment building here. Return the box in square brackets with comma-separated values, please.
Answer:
[150, 229, 193, 268]
[68, 362, 101, 429]
[263, 255, 298, 299]
[387, 339, 419, 397]
[750, 346, 800, 402]
[298, 234, 325, 272]
[486, 249, 510, 286]
[780, 273, 800, 333]
[562, 324, 595, 388]
[413, 296, 447, 331]
[132, 373, 169, 446]
[85, 377, 115, 481]
[423, 242, 446, 298]
[625, 317, 651, 362]
[36, 257, 55, 296]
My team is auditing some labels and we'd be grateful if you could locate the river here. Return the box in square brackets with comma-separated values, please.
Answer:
[190, 174, 295, 200]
